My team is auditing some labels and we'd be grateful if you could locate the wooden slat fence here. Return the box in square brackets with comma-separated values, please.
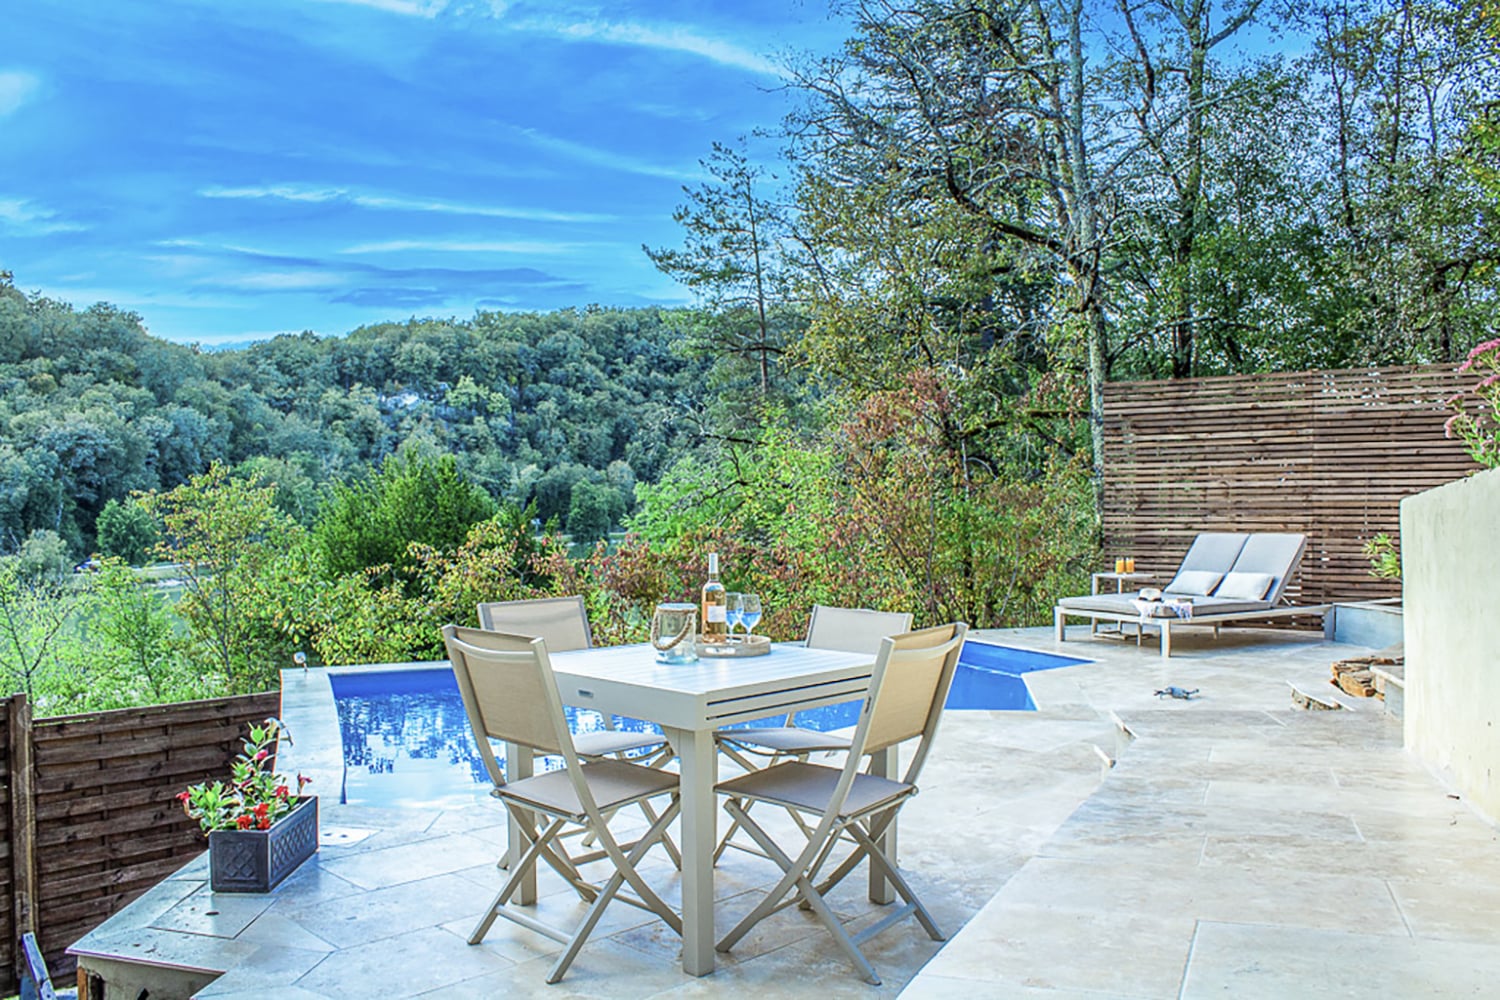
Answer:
[1102, 365, 1480, 606]
[1, 691, 280, 993]
[1, 699, 16, 996]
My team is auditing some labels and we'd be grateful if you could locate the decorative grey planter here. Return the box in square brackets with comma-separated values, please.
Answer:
[208, 796, 318, 893]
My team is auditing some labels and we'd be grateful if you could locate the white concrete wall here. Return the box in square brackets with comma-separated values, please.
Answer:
[1402, 467, 1500, 822]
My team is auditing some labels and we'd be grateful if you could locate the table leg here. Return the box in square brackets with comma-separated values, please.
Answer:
[664, 725, 716, 976]
[867, 744, 898, 905]
[504, 741, 535, 905]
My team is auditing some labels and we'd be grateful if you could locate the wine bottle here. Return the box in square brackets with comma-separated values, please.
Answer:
[702, 552, 727, 639]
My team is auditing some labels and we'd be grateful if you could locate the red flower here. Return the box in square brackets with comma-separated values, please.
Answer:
[274, 785, 289, 799]
[236, 814, 253, 830]
[253, 802, 269, 818]
[176, 791, 191, 803]
[254, 750, 269, 762]
[257, 816, 272, 830]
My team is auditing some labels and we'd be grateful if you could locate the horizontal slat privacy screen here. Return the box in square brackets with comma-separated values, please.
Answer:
[1101, 365, 1479, 607]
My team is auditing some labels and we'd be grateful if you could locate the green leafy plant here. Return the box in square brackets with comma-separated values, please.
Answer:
[1362, 533, 1402, 581]
[177, 718, 310, 834]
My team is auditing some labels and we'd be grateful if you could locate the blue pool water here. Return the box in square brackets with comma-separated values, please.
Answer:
[328, 641, 1087, 808]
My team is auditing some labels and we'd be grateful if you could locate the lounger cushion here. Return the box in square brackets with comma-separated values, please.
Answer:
[1057, 593, 1274, 617]
[1214, 571, 1275, 601]
[1056, 594, 1143, 614]
[1164, 570, 1223, 596]
[1225, 533, 1307, 604]
[1178, 533, 1249, 574]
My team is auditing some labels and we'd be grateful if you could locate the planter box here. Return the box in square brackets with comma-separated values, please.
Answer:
[209, 796, 318, 893]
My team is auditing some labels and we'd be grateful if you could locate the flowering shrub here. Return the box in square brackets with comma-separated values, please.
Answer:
[178, 718, 310, 834]
[1445, 338, 1500, 469]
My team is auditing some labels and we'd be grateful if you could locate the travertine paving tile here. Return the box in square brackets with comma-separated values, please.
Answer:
[1386, 877, 1500, 944]
[916, 903, 1193, 998]
[294, 925, 515, 996]
[317, 831, 501, 889]
[1180, 921, 1500, 998]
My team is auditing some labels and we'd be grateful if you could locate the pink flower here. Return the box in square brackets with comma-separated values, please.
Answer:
[1459, 339, 1500, 372]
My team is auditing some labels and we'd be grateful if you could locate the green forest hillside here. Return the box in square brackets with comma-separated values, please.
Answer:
[0, 279, 713, 555]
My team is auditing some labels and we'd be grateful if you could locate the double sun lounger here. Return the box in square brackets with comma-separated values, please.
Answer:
[1054, 532, 1332, 658]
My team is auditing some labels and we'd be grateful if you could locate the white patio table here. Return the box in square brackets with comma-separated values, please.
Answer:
[510, 641, 889, 977]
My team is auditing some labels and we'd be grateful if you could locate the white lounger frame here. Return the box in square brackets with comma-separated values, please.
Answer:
[1054, 603, 1334, 659]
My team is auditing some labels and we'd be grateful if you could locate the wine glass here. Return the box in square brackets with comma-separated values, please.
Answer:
[740, 593, 762, 641]
[725, 592, 744, 641]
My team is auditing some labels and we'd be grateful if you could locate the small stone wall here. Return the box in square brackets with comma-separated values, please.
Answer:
[1401, 467, 1500, 822]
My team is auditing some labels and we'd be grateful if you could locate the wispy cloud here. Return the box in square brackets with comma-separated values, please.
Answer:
[516, 16, 781, 77]
[311, 0, 452, 17]
[308, 1, 779, 77]
[0, 70, 39, 117]
[514, 128, 701, 181]
[197, 183, 615, 223]
[0, 198, 85, 235]
[341, 238, 584, 254]
[222, 271, 339, 291]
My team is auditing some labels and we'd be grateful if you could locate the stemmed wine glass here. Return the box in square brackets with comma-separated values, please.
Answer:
[725, 592, 744, 642]
[740, 593, 762, 641]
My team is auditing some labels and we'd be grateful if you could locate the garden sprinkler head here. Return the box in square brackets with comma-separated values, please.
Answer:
[294, 651, 308, 674]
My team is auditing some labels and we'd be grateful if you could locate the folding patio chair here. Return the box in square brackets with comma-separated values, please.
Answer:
[460, 616, 680, 867]
[714, 622, 967, 985]
[712, 605, 913, 863]
[477, 596, 672, 766]
[442, 625, 683, 983]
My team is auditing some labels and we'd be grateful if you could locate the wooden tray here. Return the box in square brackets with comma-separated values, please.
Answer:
[695, 634, 771, 658]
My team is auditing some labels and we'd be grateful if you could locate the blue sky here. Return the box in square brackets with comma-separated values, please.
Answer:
[0, 0, 845, 346]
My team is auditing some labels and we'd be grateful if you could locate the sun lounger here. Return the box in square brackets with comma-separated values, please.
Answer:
[1054, 532, 1332, 658]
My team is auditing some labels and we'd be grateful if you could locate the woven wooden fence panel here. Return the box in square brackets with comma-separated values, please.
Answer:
[1102, 365, 1479, 606]
[1, 698, 15, 996]
[12, 691, 280, 985]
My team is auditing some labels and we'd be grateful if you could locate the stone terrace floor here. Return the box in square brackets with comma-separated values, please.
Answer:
[70, 624, 1500, 998]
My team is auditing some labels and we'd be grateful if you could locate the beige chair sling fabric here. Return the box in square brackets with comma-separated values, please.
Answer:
[442, 625, 682, 983]
[714, 622, 967, 985]
[712, 606, 913, 863]
[716, 605, 913, 763]
[475, 596, 669, 762]
[476, 595, 593, 650]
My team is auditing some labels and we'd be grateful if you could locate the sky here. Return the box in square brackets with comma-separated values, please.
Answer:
[0, 0, 847, 346]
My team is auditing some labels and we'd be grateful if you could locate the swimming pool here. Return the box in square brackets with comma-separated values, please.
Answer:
[328, 641, 1087, 808]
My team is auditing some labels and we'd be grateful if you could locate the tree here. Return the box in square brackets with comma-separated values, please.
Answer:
[85, 558, 192, 704]
[645, 141, 804, 410]
[566, 478, 621, 544]
[96, 497, 159, 565]
[141, 463, 298, 692]
[0, 550, 88, 704]
[313, 452, 496, 584]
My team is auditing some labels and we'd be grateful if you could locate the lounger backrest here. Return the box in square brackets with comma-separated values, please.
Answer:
[1223, 533, 1306, 604]
[1176, 533, 1249, 575]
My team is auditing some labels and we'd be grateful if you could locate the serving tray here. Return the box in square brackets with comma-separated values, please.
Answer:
[695, 634, 772, 658]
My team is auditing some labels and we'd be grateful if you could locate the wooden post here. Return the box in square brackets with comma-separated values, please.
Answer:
[9, 695, 37, 950]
